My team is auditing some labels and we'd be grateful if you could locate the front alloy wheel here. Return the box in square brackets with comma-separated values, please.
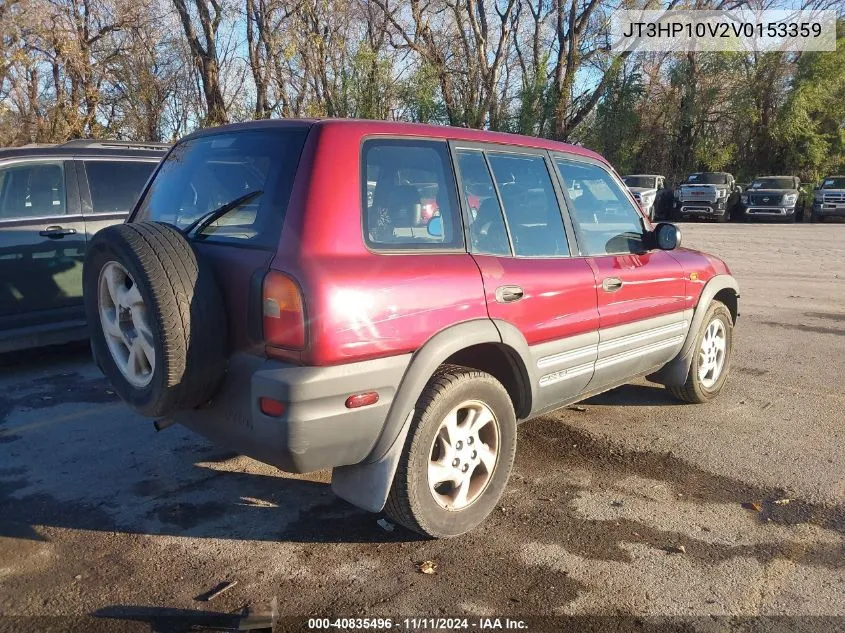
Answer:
[669, 300, 734, 404]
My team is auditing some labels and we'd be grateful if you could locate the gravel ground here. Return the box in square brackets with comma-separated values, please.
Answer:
[0, 223, 843, 632]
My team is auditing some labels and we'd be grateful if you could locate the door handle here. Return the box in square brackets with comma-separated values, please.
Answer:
[495, 285, 524, 303]
[39, 226, 77, 239]
[602, 277, 623, 293]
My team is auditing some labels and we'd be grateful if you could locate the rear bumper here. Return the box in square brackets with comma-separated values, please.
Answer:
[172, 352, 411, 473]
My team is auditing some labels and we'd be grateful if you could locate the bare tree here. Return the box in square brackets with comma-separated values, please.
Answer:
[172, 0, 227, 125]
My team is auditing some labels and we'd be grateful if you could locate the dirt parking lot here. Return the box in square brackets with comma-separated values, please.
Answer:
[0, 223, 843, 631]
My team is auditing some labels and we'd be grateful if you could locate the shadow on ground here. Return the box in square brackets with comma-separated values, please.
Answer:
[0, 349, 842, 573]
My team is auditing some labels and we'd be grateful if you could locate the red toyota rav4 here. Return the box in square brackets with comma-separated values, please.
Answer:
[83, 120, 739, 538]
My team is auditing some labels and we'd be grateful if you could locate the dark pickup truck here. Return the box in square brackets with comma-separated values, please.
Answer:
[739, 176, 804, 222]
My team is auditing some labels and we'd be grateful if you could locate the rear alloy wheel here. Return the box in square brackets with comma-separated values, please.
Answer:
[669, 300, 734, 404]
[385, 365, 516, 538]
[427, 400, 500, 511]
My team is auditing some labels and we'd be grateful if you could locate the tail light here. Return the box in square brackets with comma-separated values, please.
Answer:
[263, 271, 305, 352]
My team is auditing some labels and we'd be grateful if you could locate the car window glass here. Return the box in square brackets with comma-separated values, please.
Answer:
[485, 153, 569, 257]
[555, 158, 645, 256]
[134, 128, 308, 248]
[363, 139, 462, 250]
[456, 150, 510, 256]
[0, 162, 66, 220]
[85, 161, 157, 213]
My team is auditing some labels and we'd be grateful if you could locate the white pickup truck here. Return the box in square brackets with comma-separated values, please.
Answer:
[622, 174, 665, 220]
[672, 172, 740, 223]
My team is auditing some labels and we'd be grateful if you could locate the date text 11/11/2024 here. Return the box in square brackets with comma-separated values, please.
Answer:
[306, 617, 529, 630]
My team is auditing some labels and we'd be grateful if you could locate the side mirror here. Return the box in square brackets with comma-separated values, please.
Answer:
[427, 216, 443, 238]
[654, 222, 681, 251]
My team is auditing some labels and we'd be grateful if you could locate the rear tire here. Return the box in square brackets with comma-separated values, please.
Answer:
[384, 365, 517, 538]
[83, 222, 228, 418]
[668, 301, 733, 404]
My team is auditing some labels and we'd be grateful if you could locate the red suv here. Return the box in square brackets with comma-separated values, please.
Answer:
[83, 120, 739, 538]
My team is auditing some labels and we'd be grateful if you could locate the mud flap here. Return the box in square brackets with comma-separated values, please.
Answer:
[331, 410, 415, 513]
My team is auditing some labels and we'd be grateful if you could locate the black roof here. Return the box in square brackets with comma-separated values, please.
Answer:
[0, 139, 169, 160]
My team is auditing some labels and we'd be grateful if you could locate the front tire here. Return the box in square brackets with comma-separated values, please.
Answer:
[668, 300, 734, 404]
[384, 365, 517, 538]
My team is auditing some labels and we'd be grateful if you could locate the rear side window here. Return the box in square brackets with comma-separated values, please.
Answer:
[134, 128, 308, 247]
[363, 139, 463, 251]
[84, 161, 157, 214]
[0, 162, 66, 220]
[456, 150, 510, 256]
[555, 158, 645, 256]
[485, 153, 570, 257]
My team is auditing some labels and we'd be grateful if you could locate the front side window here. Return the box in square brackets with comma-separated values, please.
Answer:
[134, 128, 308, 247]
[85, 161, 157, 213]
[0, 162, 66, 220]
[363, 139, 462, 250]
[556, 158, 646, 256]
[485, 153, 569, 257]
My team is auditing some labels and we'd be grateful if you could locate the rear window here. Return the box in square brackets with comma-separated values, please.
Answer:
[85, 160, 157, 213]
[134, 128, 308, 247]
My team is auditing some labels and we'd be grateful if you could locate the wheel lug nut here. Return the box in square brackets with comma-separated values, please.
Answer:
[452, 458, 460, 468]
[456, 441, 463, 450]
[467, 436, 474, 445]
[461, 464, 469, 473]
[471, 450, 477, 459]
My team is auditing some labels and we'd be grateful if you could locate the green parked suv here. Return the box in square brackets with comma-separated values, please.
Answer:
[0, 140, 166, 353]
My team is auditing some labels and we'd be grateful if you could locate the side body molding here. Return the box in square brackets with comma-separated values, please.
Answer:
[648, 274, 740, 387]
[331, 318, 503, 512]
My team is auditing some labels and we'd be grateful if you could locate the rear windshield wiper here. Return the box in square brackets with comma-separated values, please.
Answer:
[181, 189, 264, 239]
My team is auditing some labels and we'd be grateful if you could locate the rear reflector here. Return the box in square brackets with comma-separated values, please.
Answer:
[259, 397, 286, 417]
[263, 271, 305, 350]
[345, 392, 379, 409]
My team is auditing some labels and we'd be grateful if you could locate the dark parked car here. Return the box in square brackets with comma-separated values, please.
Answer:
[811, 175, 845, 222]
[83, 120, 739, 538]
[672, 172, 741, 222]
[739, 176, 804, 222]
[0, 140, 167, 353]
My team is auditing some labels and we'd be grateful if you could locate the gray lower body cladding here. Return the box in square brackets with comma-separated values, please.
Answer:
[172, 352, 411, 473]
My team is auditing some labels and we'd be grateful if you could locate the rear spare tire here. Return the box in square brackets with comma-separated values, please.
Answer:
[83, 222, 227, 418]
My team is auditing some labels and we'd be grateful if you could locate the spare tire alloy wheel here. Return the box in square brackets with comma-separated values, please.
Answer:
[98, 261, 155, 388]
[428, 400, 499, 511]
[83, 222, 228, 418]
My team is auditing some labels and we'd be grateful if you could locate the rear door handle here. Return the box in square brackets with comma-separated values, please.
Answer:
[39, 226, 77, 239]
[495, 285, 524, 303]
[602, 277, 623, 293]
